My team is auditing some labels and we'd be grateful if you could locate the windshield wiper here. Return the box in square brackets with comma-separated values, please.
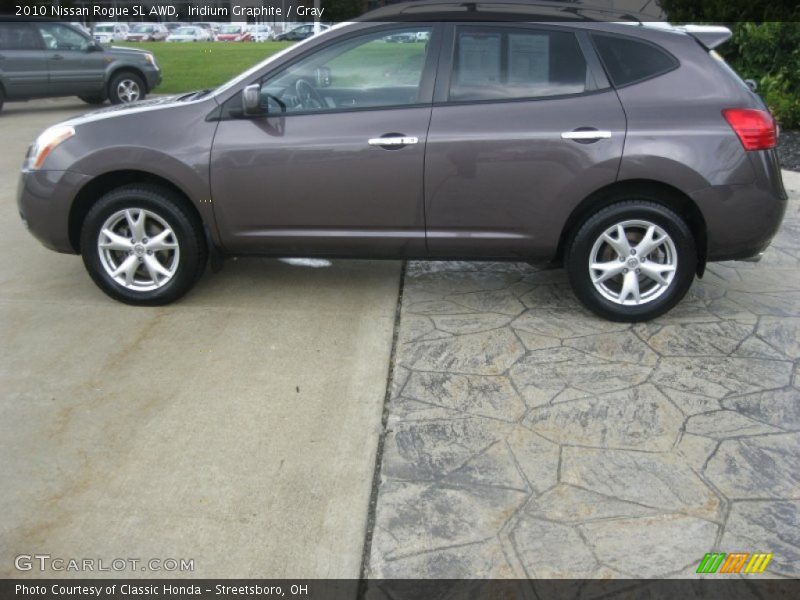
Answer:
[179, 89, 213, 101]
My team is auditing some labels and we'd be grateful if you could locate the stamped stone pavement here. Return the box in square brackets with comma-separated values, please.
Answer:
[367, 171, 800, 580]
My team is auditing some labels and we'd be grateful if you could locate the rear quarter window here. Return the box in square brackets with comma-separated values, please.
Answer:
[592, 34, 678, 87]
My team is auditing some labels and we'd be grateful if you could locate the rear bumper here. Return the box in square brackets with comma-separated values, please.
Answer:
[17, 169, 90, 254]
[692, 155, 788, 262]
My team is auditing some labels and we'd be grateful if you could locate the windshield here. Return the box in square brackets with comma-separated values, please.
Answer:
[175, 27, 197, 35]
[133, 25, 153, 33]
[94, 25, 114, 33]
[221, 26, 241, 34]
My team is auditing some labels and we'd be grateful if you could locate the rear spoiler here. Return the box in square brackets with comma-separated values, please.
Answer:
[679, 25, 733, 50]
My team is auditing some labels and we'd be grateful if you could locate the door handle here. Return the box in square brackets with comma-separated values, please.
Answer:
[368, 136, 419, 148]
[561, 130, 611, 141]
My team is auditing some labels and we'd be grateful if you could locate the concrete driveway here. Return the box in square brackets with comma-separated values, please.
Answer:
[367, 172, 800, 580]
[0, 99, 401, 578]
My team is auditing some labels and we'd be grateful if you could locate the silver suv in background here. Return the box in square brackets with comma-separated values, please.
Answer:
[92, 22, 129, 44]
[0, 18, 161, 109]
[17, 11, 787, 321]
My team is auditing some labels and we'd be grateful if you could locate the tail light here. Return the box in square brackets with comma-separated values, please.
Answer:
[722, 108, 777, 151]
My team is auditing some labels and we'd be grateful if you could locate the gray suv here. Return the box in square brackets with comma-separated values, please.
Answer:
[16, 13, 787, 321]
[0, 18, 161, 110]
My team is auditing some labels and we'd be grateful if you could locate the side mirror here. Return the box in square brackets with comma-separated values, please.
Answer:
[744, 79, 758, 93]
[315, 67, 332, 88]
[87, 42, 103, 52]
[242, 84, 265, 117]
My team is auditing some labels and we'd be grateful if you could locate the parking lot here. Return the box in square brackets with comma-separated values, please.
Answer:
[1, 98, 798, 582]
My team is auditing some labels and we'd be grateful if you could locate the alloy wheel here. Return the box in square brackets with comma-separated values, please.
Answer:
[588, 219, 677, 306]
[116, 79, 141, 103]
[97, 208, 180, 291]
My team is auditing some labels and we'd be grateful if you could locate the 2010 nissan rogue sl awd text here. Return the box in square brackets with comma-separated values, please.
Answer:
[17, 8, 788, 321]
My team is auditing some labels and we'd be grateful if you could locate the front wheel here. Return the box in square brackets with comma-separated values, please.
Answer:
[566, 201, 697, 322]
[80, 185, 207, 305]
[108, 71, 146, 104]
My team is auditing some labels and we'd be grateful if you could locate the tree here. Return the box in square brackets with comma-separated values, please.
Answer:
[660, 1, 800, 127]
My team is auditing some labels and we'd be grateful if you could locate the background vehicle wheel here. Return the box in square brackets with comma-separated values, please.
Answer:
[566, 200, 697, 322]
[80, 185, 207, 305]
[79, 94, 106, 105]
[108, 72, 146, 104]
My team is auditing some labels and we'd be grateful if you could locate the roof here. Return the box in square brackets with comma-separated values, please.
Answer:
[358, 0, 665, 23]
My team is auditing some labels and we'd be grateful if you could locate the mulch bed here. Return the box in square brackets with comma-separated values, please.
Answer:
[779, 129, 800, 171]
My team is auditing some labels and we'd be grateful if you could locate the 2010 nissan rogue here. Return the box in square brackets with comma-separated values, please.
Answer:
[16, 9, 788, 321]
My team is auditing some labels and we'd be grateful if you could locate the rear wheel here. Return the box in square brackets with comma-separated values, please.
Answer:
[108, 71, 145, 104]
[80, 185, 207, 305]
[566, 200, 696, 322]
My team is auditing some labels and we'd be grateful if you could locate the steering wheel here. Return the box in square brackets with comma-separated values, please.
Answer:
[295, 78, 325, 110]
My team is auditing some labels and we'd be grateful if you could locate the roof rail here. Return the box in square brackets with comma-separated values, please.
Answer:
[358, 0, 663, 23]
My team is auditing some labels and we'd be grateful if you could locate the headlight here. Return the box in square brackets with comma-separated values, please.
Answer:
[144, 53, 158, 68]
[24, 125, 75, 171]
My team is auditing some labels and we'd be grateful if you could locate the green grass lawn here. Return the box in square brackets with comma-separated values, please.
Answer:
[118, 42, 293, 94]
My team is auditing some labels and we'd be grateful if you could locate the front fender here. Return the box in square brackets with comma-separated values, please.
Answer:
[70, 147, 208, 207]
[42, 99, 220, 244]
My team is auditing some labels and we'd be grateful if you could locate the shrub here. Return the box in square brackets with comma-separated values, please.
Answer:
[660, 2, 800, 128]
[725, 23, 800, 128]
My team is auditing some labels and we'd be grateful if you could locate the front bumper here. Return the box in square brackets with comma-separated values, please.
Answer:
[17, 170, 91, 254]
[143, 66, 162, 92]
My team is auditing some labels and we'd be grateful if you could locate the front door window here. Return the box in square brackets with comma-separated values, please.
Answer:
[258, 27, 433, 114]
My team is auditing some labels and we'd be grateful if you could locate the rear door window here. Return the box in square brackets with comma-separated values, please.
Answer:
[36, 23, 91, 51]
[449, 26, 589, 101]
[0, 23, 42, 50]
[592, 34, 678, 87]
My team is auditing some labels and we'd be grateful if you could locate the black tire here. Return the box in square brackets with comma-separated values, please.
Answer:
[566, 200, 697, 322]
[108, 71, 146, 105]
[80, 185, 207, 306]
[79, 94, 106, 105]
